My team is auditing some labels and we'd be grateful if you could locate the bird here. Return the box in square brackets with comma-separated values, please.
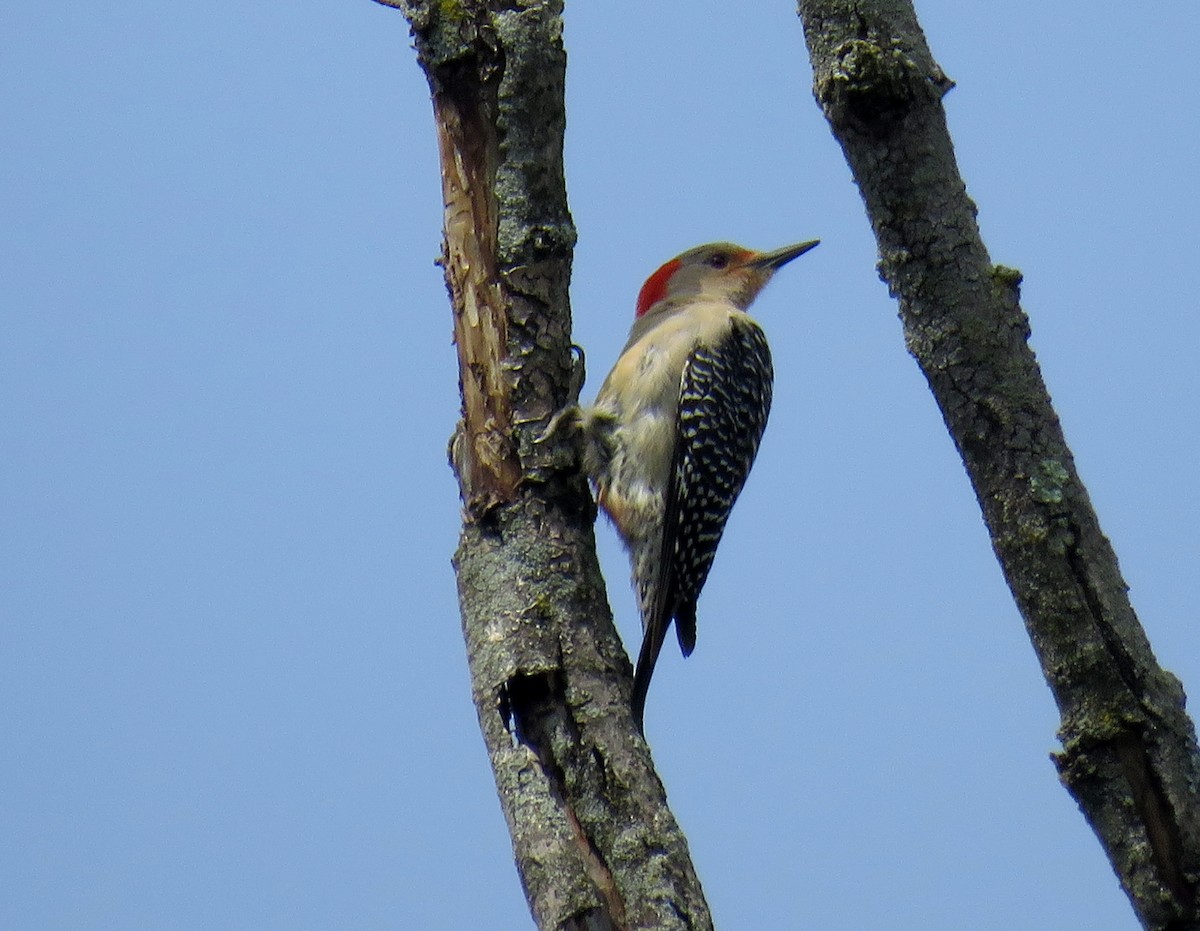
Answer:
[579, 239, 818, 729]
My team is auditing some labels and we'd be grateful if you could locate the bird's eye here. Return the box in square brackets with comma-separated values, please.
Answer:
[705, 253, 729, 270]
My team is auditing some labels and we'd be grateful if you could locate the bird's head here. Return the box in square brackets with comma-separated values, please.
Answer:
[635, 240, 819, 318]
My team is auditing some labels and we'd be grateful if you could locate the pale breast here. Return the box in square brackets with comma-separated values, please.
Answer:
[593, 303, 747, 497]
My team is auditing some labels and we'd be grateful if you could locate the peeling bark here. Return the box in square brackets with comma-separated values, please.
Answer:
[796, 2, 1200, 927]
[378, 1, 713, 928]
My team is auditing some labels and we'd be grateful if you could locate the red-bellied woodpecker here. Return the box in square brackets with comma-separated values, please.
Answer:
[581, 239, 819, 730]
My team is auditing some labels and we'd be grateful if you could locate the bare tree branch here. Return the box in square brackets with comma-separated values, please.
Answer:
[381, 1, 713, 928]
[796, 2, 1200, 927]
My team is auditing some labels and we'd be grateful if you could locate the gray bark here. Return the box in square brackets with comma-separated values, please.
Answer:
[377, 1, 713, 928]
[796, 2, 1200, 927]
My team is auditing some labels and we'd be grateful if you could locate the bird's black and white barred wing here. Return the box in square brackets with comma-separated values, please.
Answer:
[631, 316, 773, 725]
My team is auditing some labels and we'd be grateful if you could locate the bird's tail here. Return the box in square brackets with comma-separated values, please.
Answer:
[631, 560, 698, 731]
[631, 616, 669, 734]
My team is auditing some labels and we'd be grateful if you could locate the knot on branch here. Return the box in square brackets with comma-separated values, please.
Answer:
[1056, 716, 1197, 914]
[818, 38, 943, 131]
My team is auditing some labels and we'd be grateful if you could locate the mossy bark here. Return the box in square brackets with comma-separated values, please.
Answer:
[378, 1, 713, 928]
[797, 2, 1200, 927]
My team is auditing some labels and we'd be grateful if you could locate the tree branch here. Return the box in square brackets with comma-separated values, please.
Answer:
[383, 1, 713, 928]
[796, 2, 1200, 927]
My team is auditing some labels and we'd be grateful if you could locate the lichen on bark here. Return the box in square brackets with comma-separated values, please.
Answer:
[798, 2, 1200, 927]
[387, 2, 714, 928]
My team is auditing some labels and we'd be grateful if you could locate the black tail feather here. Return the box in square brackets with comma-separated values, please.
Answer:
[632, 599, 699, 731]
[675, 601, 697, 657]
[631, 615, 670, 733]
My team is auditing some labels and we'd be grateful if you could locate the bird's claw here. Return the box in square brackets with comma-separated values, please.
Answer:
[534, 344, 586, 445]
[535, 403, 580, 445]
[565, 343, 586, 406]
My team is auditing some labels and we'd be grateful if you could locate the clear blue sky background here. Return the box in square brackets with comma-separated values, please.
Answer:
[4, 2, 1197, 928]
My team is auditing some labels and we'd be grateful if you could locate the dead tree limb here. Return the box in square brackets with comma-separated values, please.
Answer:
[378, 1, 713, 928]
[796, 2, 1200, 927]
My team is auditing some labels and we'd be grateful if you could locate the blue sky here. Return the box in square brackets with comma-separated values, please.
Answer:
[3, 2, 1197, 928]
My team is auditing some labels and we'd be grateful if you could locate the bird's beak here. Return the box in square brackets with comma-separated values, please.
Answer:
[745, 240, 820, 271]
